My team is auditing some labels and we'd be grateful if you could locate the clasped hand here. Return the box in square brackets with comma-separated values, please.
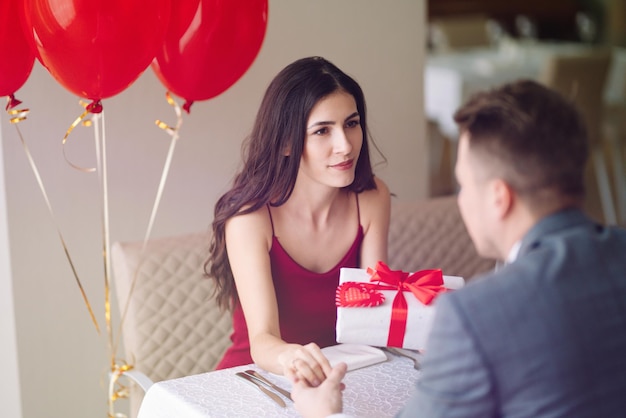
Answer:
[278, 342, 332, 387]
[288, 361, 348, 418]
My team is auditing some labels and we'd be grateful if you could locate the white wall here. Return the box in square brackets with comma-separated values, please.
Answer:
[0, 1, 426, 417]
[0, 125, 22, 418]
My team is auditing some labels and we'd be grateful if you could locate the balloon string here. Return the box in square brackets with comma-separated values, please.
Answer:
[111, 91, 183, 376]
[92, 112, 114, 367]
[62, 100, 102, 173]
[7, 101, 101, 334]
[89, 110, 132, 417]
[146, 92, 182, 244]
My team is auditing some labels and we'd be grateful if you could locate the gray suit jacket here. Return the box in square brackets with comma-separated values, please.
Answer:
[398, 208, 626, 417]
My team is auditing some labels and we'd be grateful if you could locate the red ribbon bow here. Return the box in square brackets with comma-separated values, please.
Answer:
[366, 261, 446, 347]
[6, 94, 22, 111]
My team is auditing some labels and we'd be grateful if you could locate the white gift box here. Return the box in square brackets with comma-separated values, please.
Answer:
[336, 267, 464, 350]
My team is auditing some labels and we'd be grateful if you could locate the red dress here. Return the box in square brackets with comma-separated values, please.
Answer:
[216, 201, 363, 369]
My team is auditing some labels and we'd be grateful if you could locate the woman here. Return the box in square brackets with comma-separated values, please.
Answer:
[205, 56, 390, 386]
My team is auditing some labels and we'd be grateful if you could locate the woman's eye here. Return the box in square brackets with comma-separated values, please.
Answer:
[313, 127, 329, 135]
[346, 119, 360, 128]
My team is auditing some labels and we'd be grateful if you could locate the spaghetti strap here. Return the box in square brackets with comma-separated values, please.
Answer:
[355, 193, 361, 226]
[267, 204, 275, 236]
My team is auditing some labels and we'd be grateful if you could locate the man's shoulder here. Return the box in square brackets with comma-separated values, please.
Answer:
[440, 220, 626, 318]
[525, 209, 626, 256]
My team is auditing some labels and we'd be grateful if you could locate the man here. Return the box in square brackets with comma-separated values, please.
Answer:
[288, 80, 626, 417]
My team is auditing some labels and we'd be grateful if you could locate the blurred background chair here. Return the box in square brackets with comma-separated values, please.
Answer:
[387, 196, 495, 279]
[602, 48, 626, 224]
[111, 232, 233, 418]
[538, 48, 617, 224]
[429, 14, 492, 52]
[515, 14, 540, 42]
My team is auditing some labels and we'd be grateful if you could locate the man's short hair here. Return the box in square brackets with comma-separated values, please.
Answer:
[453, 79, 589, 201]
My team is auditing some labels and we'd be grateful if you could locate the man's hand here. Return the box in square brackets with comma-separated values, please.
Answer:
[287, 362, 348, 418]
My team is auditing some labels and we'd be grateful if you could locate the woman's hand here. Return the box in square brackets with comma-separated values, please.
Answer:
[277, 342, 332, 387]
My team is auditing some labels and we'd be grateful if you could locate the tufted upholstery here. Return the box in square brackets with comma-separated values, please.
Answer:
[111, 232, 232, 417]
[388, 196, 495, 278]
[111, 194, 494, 416]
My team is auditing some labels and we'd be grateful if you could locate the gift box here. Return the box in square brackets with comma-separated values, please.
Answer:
[335, 262, 464, 350]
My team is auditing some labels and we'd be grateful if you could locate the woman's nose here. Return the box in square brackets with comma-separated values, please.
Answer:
[333, 129, 353, 154]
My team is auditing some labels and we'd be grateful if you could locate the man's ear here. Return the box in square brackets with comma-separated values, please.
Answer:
[490, 178, 514, 219]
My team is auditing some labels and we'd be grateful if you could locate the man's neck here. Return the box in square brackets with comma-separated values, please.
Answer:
[499, 196, 580, 260]
[500, 212, 534, 261]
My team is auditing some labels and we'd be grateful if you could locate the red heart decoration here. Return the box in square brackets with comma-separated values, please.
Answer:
[336, 282, 385, 307]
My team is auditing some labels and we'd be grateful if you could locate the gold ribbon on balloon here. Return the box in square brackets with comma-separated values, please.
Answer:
[10, 92, 185, 415]
[107, 361, 134, 418]
[6, 94, 29, 123]
[5, 95, 101, 334]
[61, 99, 103, 172]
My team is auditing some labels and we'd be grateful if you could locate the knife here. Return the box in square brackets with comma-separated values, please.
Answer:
[235, 371, 286, 407]
[244, 369, 293, 401]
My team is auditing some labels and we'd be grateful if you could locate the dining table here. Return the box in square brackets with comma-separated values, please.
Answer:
[136, 351, 421, 418]
[425, 40, 626, 140]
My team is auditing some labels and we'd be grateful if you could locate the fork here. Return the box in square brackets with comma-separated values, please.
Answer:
[382, 347, 421, 370]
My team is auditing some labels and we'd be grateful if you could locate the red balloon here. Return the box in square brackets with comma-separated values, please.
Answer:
[22, 0, 172, 100]
[0, 0, 35, 97]
[152, 0, 267, 109]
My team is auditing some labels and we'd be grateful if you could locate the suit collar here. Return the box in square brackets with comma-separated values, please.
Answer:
[517, 208, 593, 258]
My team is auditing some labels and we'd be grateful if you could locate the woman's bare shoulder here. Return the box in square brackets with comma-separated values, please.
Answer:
[225, 204, 273, 244]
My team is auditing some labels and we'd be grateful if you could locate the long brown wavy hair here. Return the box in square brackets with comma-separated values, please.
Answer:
[204, 56, 379, 310]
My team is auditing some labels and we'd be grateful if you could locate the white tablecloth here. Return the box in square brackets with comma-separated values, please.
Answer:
[425, 42, 626, 139]
[137, 354, 420, 418]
